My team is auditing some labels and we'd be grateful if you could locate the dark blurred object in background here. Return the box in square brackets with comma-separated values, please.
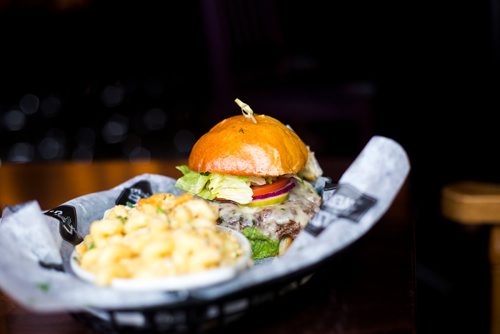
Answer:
[0, 1, 209, 162]
[0, 0, 378, 164]
[2, 0, 500, 333]
[201, 0, 375, 156]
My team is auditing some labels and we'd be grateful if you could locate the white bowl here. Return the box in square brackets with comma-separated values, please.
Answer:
[70, 226, 252, 291]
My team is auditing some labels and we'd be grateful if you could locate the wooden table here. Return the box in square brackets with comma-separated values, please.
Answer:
[0, 158, 415, 334]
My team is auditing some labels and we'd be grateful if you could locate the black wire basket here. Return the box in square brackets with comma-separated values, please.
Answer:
[72, 261, 322, 334]
[68, 178, 337, 333]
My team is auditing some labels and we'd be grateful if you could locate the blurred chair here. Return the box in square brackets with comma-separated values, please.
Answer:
[200, 0, 374, 154]
[442, 182, 500, 334]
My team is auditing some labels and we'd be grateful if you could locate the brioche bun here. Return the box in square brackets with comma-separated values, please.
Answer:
[188, 114, 308, 177]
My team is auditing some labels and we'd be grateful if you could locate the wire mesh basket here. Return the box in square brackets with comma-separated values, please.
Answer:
[73, 263, 320, 333]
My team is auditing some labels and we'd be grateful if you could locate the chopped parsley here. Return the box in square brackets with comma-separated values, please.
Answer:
[36, 282, 50, 293]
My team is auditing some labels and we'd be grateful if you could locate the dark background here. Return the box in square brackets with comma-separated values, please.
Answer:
[1, 0, 499, 332]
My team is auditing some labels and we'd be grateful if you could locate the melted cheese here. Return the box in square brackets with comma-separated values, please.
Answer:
[216, 180, 321, 240]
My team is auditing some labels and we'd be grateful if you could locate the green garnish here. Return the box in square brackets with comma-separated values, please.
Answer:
[36, 282, 50, 293]
[175, 165, 253, 204]
[242, 227, 279, 260]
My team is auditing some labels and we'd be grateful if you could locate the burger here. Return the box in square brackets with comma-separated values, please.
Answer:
[176, 99, 323, 259]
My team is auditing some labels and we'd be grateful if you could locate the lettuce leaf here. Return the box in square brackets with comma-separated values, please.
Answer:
[206, 173, 253, 204]
[242, 227, 279, 259]
[175, 165, 253, 204]
[175, 165, 214, 199]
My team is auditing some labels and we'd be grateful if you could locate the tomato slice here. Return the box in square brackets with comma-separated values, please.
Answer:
[251, 177, 290, 197]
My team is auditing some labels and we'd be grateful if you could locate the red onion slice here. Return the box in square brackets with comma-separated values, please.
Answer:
[252, 179, 295, 200]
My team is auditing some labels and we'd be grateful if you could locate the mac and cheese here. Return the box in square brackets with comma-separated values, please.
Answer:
[75, 193, 244, 285]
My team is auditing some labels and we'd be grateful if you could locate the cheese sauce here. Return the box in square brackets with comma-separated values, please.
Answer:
[216, 180, 321, 240]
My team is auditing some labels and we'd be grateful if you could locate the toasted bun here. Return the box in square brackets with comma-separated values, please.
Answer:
[188, 114, 308, 176]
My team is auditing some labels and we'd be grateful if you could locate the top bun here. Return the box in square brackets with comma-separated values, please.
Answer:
[188, 114, 308, 176]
